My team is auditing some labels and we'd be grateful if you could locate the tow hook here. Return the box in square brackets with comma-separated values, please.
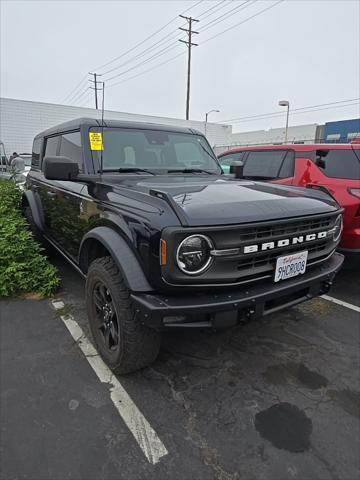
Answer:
[322, 280, 333, 293]
[245, 307, 256, 319]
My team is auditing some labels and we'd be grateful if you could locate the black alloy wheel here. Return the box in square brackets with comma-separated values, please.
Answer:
[93, 281, 119, 352]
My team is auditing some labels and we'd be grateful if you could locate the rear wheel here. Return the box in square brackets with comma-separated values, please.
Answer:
[85, 256, 161, 374]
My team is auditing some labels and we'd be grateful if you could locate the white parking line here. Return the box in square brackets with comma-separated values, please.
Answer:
[321, 295, 360, 314]
[51, 300, 168, 465]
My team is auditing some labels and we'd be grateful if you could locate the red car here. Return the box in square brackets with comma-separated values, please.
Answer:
[218, 143, 360, 255]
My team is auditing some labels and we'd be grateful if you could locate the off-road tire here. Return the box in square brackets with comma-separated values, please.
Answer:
[85, 256, 161, 374]
[24, 206, 44, 244]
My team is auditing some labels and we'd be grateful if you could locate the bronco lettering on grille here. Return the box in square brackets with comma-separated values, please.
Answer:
[243, 231, 328, 254]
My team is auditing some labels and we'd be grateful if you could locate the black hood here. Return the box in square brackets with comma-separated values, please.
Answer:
[99, 175, 340, 227]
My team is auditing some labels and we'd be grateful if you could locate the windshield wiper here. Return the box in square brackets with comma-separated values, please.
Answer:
[101, 167, 155, 175]
[167, 168, 215, 175]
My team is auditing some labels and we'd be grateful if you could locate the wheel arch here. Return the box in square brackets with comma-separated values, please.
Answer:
[22, 190, 45, 231]
[79, 226, 153, 293]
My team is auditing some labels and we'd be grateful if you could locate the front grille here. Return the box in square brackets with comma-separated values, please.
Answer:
[237, 215, 333, 243]
[210, 212, 340, 285]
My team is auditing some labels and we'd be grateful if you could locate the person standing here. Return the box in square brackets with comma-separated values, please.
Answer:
[9, 152, 19, 166]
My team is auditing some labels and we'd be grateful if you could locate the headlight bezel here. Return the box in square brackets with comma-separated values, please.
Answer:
[176, 234, 214, 275]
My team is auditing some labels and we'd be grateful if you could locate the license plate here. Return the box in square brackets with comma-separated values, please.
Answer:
[274, 250, 308, 282]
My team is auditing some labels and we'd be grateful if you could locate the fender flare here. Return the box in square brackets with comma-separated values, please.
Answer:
[79, 226, 153, 292]
[22, 190, 45, 231]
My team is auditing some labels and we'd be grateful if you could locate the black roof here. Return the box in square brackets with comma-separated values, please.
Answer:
[35, 117, 202, 138]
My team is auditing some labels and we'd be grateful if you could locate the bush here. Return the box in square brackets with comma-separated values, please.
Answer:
[0, 179, 59, 297]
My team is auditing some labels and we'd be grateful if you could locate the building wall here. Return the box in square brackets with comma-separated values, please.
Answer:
[324, 118, 360, 142]
[0, 97, 232, 154]
[231, 123, 318, 146]
[213, 123, 322, 155]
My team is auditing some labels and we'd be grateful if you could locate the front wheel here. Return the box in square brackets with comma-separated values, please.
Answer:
[85, 256, 161, 375]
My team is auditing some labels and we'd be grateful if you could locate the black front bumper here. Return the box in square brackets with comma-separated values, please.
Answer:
[131, 252, 344, 329]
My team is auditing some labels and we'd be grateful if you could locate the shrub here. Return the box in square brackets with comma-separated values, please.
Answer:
[0, 179, 59, 297]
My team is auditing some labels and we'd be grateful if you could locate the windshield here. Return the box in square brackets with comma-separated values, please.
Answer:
[89, 128, 221, 174]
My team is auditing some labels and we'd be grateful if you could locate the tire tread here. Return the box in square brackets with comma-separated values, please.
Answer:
[86, 256, 160, 375]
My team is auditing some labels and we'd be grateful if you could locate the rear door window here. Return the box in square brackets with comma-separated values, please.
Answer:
[59, 132, 83, 171]
[243, 150, 294, 178]
[31, 138, 42, 169]
[314, 149, 360, 180]
[44, 136, 59, 158]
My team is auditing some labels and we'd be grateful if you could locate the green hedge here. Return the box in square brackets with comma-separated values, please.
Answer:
[0, 180, 59, 297]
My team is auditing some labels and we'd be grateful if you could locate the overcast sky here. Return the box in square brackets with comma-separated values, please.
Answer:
[1, 0, 359, 131]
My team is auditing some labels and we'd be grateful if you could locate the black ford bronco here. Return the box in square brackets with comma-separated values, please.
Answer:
[23, 118, 344, 374]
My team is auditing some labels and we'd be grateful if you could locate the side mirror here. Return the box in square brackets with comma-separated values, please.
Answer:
[43, 156, 79, 181]
[229, 160, 244, 178]
[315, 149, 328, 169]
[316, 158, 326, 169]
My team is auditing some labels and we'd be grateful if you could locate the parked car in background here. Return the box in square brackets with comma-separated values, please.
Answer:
[218, 144, 360, 256]
[0, 152, 32, 188]
[12, 154, 32, 189]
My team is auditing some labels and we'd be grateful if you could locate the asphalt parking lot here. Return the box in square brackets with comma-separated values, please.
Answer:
[1, 255, 359, 480]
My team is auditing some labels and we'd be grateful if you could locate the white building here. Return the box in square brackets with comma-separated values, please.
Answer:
[213, 123, 322, 155]
[0, 97, 232, 154]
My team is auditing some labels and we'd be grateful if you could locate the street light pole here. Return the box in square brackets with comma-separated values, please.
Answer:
[278, 100, 290, 143]
[204, 109, 220, 137]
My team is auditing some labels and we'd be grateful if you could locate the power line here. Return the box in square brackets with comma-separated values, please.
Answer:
[197, 0, 233, 22]
[61, 75, 88, 104]
[99, 1, 257, 89]
[105, 0, 283, 94]
[100, 30, 183, 77]
[77, 90, 93, 108]
[107, 51, 186, 89]
[70, 87, 92, 106]
[98, 0, 225, 78]
[61, 1, 205, 101]
[62, 0, 281, 106]
[103, 41, 182, 83]
[199, 0, 254, 33]
[201, 0, 284, 45]
[225, 102, 360, 125]
[218, 98, 360, 123]
[93, 0, 204, 72]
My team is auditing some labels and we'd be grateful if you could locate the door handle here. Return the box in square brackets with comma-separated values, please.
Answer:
[46, 191, 57, 198]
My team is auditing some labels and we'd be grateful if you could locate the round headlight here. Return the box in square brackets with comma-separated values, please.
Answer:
[332, 214, 343, 242]
[176, 235, 213, 275]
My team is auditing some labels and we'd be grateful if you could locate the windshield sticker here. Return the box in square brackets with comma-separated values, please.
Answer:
[89, 132, 103, 150]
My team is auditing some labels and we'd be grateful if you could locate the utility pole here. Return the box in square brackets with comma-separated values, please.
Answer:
[179, 15, 199, 120]
[89, 72, 102, 110]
